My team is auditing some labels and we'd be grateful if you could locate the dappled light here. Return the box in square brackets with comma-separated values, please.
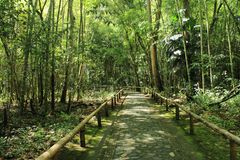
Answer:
[92, 92, 205, 160]
[0, 0, 239, 159]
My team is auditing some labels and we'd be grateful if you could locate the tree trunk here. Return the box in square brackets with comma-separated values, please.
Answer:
[21, 0, 37, 114]
[224, 4, 235, 88]
[50, 0, 56, 113]
[77, 0, 84, 100]
[147, 0, 164, 91]
[204, 0, 213, 88]
[61, 69, 69, 103]
[198, 0, 205, 91]
[61, 0, 75, 103]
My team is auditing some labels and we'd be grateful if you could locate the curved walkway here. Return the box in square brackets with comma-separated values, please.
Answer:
[95, 92, 205, 160]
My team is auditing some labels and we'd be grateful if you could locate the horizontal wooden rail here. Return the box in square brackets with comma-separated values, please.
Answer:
[123, 86, 149, 90]
[152, 91, 239, 160]
[36, 89, 124, 160]
[183, 107, 240, 143]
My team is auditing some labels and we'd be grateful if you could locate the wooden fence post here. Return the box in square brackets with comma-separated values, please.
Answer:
[104, 105, 109, 117]
[111, 98, 114, 110]
[189, 114, 194, 135]
[114, 95, 117, 105]
[80, 125, 86, 147]
[155, 93, 158, 101]
[3, 107, 8, 128]
[96, 112, 102, 128]
[116, 94, 119, 102]
[230, 140, 237, 160]
[175, 105, 180, 120]
[166, 100, 169, 111]
[3, 107, 8, 135]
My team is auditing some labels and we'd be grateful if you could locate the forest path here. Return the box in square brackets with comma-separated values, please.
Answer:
[94, 92, 205, 160]
[55, 92, 205, 160]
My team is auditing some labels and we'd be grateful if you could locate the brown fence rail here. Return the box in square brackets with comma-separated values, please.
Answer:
[150, 90, 239, 160]
[36, 89, 124, 160]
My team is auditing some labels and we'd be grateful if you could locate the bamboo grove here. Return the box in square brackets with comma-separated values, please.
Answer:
[0, 0, 239, 114]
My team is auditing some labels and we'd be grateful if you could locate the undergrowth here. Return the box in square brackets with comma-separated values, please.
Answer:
[0, 89, 115, 159]
[0, 111, 81, 159]
[192, 87, 240, 134]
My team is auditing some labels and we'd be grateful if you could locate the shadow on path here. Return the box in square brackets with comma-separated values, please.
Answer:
[95, 92, 205, 160]
[55, 92, 205, 160]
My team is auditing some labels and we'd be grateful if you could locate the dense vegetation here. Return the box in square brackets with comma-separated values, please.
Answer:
[0, 0, 239, 159]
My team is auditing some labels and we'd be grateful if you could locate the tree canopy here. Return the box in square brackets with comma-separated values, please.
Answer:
[1, 0, 240, 159]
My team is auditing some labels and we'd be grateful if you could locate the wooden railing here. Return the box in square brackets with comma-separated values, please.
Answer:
[151, 90, 239, 160]
[36, 89, 124, 160]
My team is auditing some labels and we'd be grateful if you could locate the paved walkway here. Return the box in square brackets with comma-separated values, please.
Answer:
[95, 92, 205, 160]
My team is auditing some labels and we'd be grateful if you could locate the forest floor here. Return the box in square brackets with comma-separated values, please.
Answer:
[0, 90, 114, 160]
[1, 91, 239, 159]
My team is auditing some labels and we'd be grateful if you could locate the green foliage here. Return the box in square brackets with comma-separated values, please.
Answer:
[0, 110, 81, 159]
[193, 88, 228, 109]
[192, 88, 240, 131]
[0, 0, 240, 157]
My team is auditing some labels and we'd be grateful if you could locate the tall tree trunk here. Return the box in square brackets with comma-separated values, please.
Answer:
[21, 0, 37, 114]
[50, 0, 56, 113]
[61, 1, 70, 103]
[204, 0, 213, 88]
[182, 0, 191, 86]
[175, 0, 191, 87]
[198, 0, 205, 91]
[61, 69, 69, 103]
[38, 61, 44, 106]
[147, 0, 164, 91]
[224, 4, 234, 88]
[183, 0, 190, 17]
[77, 0, 84, 100]
[61, 0, 75, 103]
[0, 38, 21, 102]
